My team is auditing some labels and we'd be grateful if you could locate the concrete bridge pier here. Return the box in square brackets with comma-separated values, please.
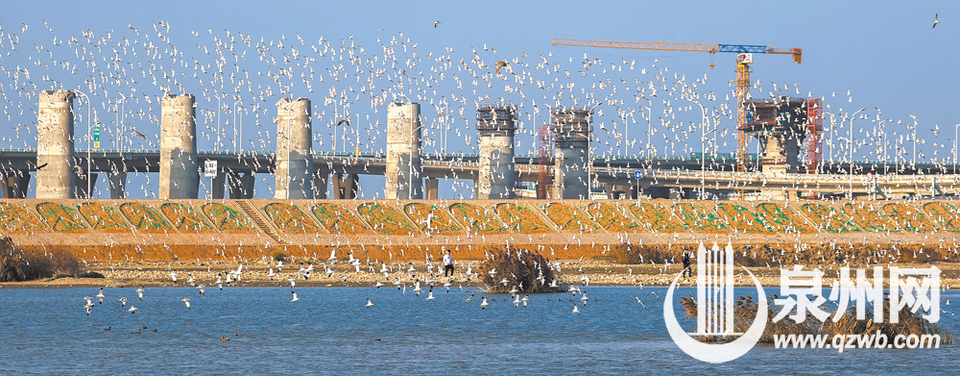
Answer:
[159, 94, 199, 199]
[332, 173, 358, 199]
[1, 172, 30, 198]
[425, 177, 439, 200]
[275, 98, 313, 199]
[386, 102, 423, 199]
[108, 171, 126, 199]
[314, 170, 329, 199]
[475, 105, 517, 199]
[227, 170, 255, 199]
[551, 108, 592, 200]
[36, 89, 76, 199]
[212, 169, 226, 199]
[75, 172, 98, 199]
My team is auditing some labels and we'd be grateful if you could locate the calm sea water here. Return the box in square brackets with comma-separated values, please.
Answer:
[1, 286, 957, 375]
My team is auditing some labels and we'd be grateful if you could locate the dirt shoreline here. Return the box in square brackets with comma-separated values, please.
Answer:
[5, 260, 959, 290]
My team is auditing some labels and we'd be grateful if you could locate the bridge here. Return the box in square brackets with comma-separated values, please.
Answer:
[14, 89, 956, 201]
[0, 146, 954, 200]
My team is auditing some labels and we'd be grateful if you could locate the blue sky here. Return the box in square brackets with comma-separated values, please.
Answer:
[1, 1, 957, 198]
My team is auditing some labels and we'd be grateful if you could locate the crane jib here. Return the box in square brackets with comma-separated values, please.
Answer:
[716, 44, 769, 54]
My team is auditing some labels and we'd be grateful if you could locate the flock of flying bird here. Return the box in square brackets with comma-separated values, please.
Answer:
[1, 17, 943, 199]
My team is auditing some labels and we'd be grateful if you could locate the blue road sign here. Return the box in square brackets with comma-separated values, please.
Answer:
[635, 170, 642, 179]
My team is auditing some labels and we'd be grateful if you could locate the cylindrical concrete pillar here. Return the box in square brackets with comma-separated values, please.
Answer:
[275, 98, 313, 199]
[476, 105, 517, 199]
[386, 102, 422, 199]
[552, 108, 592, 199]
[159, 94, 199, 199]
[36, 89, 76, 199]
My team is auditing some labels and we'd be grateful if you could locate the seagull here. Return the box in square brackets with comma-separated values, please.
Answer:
[84, 302, 95, 316]
[170, 272, 178, 283]
[366, 298, 374, 308]
[434, 20, 441, 28]
[465, 294, 474, 303]
[572, 305, 580, 313]
[95, 288, 105, 304]
[647, 291, 660, 301]
[136, 287, 144, 301]
[128, 305, 138, 314]
[119, 297, 128, 307]
[375, 281, 384, 289]
[197, 285, 205, 295]
[635, 297, 647, 309]
[291, 291, 300, 302]
[181, 298, 191, 310]
[480, 297, 489, 309]
[426, 290, 435, 300]
[933, 13, 940, 28]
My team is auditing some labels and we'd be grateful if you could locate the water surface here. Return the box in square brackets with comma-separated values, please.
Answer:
[2, 286, 957, 374]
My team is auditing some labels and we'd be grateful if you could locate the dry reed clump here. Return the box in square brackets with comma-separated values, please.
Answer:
[600, 243, 681, 264]
[603, 243, 954, 267]
[0, 236, 80, 282]
[679, 295, 954, 344]
[476, 248, 558, 293]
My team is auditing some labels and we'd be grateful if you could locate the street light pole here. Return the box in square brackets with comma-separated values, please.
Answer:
[849, 108, 866, 199]
[954, 123, 960, 174]
[215, 94, 222, 152]
[74, 91, 92, 199]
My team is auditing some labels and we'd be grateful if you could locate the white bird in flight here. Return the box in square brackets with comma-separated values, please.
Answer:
[366, 298, 374, 307]
[291, 291, 300, 302]
[933, 13, 940, 28]
[181, 298, 191, 310]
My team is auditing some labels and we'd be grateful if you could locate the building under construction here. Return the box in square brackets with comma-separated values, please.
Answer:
[743, 96, 823, 174]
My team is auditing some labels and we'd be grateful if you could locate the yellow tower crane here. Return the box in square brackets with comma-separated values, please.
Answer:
[550, 38, 802, 172]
